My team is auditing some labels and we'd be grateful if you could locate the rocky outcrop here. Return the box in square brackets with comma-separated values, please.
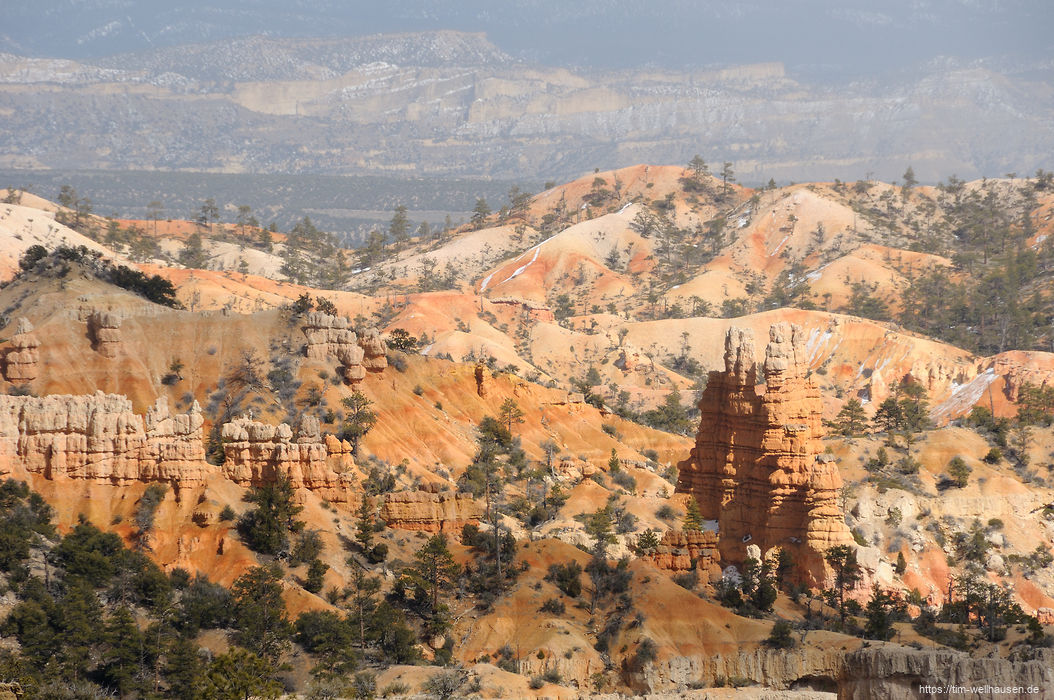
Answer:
[628, 642, 1053, 698]
[89, 311, 122, 358]
[220, 415, 357, 500]
[0, 393, 207, 485]
[3, 318, 39, 382]
[676, 323, 853, 587]
[380, 489, 482, 531]
[643, 530, 721, 581]
[474, 362, 486, 397]
[838, 646, 1054, 700]
[358, 328, 387, 372]
[301, 312, 367, 383]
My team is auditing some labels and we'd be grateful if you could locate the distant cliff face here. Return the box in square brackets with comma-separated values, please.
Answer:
[676, 322, 854, 586]
[0, 33, 1051, 181]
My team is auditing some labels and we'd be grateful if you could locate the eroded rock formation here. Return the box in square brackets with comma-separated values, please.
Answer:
[0, 393, 207, 485]
[643, 530, 721, 582]
[220, 414, 357, 500]
[380, 489, 482, 531]
[4, 318, 39, 382]
[676, 323, 853, 586]
[89, 311, 122, 358]
[302, 312, 373, 383]
[358, 328, 387, 372]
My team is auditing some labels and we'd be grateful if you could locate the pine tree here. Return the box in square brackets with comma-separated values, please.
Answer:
[354, 497, 374, 551]
[498, 398, 525, 435]
[607, 448, 620, 473]
[348, 570, 382, 649]
[683, 498, 704, 532]
[825, 545, 862, 626]
[101, 606, 144, 697]
[201, 647, 282, 700]
[411, 534, 460, 616]
[231, 564, 293, 661]
[834, 398, 868, 437]
[341, 392, 377, 455]
[636, 529, 660, 553]
[165, 635, 203, 700]
[470, 198, 491, 230]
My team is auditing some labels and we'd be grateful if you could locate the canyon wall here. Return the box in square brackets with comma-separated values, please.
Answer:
[676, 323, 853, 586]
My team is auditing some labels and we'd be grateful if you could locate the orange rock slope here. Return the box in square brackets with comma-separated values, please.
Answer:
[676, 322, 853, 586]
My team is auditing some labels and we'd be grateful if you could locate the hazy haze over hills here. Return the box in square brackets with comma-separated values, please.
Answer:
[4, 0, 1052, 77]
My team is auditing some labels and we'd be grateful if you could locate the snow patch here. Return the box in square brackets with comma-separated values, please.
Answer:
[501, 246, 541, 284]
[479, 271, 496, 293]
[806, 262, 832, 281]
[769, 232, 792, 257]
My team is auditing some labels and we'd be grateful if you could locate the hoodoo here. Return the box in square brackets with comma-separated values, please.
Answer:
[676, 322, 854, 586]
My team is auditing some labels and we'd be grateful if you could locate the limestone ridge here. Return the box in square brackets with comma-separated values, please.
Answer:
[301, 312, 387, 382]
[220, 414, 357, 501]
[676, 322, 853, 586]
[3, 318, 39, 382]
[0, 393, 206, 484]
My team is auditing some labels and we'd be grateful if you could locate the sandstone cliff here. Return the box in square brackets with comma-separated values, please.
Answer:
[380, 489, 482, 532]
[676, 323, 853, 586]
[220, 414, 357, 501]
[629, 642, 1054, 698]
[0, 393, 207, 485]
[3, 318, 39, 382]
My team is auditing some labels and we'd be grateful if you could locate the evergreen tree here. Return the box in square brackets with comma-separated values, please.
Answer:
[825, 545, 862, 627]
[498, 398, 525, 435]
[341, 392, 377, 455]
[231, 564, 293, 661]
[165, 635, 203, 700]
[354, 497, 375, 551]
[833, 398, 868, 437]
[470, 198, 491, 230]
[410, 534, 460, 617]
[347, 570, 382, 649]
[863, 585, 897, 640]
[236, 476, 304, 556]
[683, 497, 704, 532]
[101, 606, 144, 696]
[635, 529, 660, 553]
[389, 205, 410, 247]
[201, 647, 282, 700]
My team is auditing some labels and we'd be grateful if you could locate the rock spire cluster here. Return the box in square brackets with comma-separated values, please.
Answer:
[675, 322, 853, 586]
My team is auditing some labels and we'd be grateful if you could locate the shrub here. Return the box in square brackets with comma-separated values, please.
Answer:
[673, 571, 699, 591]
[947, 456, 971, 488]
[766, 620, 796, 649]
[655, 504, 676, 522]
[219, 505, 236, 521]
[539, 598, 566, 615]
[612, 470, 637, 492]
[545, 562, 583, 598]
